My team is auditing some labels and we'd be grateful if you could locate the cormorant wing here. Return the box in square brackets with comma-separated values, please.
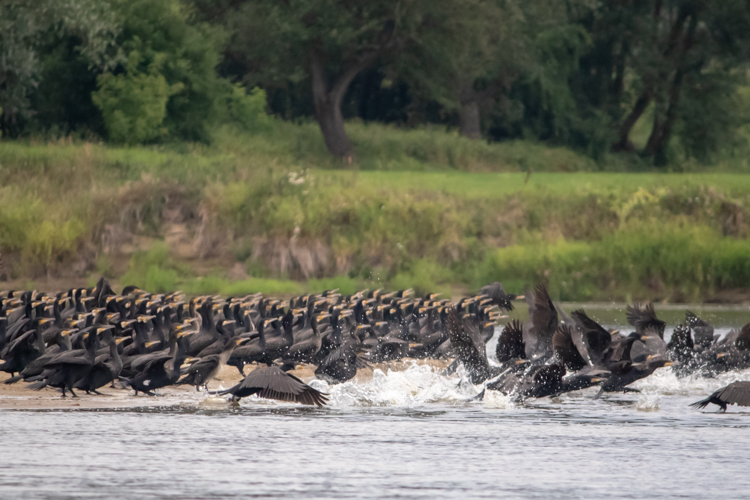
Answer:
[2, 325, 34, 356]
[735, 323, 750, 350]
[553, 324, 587, 372]
[240, 366, 328, 406]
[129, 350, 171, 372]
[715, 381, 750, 407]
[523, 284, 557, 358]
[571, 309, 610, 365]
[479, 282, 513, 311]
[626, 303, 666, 338]
[185, 355, 219, 374]
[686, 310, 714, 347]
[685, 310, 710, 328]
[667, 324, 693, 352]
[46, 348, 86, 365]
[496, 319, 525, 362]
[446, 308, 486, 362]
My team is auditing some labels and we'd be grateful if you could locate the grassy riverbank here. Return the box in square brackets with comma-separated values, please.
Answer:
[2, 122, 750, 302]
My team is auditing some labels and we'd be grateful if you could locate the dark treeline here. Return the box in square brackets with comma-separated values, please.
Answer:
[2, 0, 750, 165]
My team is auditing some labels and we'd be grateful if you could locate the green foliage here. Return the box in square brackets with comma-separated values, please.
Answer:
[228, 85, 272, 133]
[678, 72, 750, 163]
[105, 0, 228, 142]
[120, 242, 187, 293]
[93, 52, 183, 144]
[26, 218, 86, 269]
[3, 129, 750, 300]
[390, 259, 454, 297]
[0, 0, 118, 131]
[481, 224, 750, 302]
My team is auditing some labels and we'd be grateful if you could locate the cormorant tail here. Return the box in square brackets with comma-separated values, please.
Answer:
[689, 397, 711, 409]
[27, 380, 50, 391]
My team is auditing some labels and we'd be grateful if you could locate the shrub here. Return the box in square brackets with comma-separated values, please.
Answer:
[92, 51, 183, 144]
[228, 85, 272, 133]
[120, 242, 187, 293]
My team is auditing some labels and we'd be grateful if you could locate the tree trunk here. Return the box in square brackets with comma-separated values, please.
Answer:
[644, 67, 684, 162]
[310, 48, 353, 160]
[612, 87, 652, 152]
[458, 100, 481, 140]
[308, 21, 395, 160]
[612, 2, 690, 153]
[610, 39, 627, 105]
[644, 14, 697, 162]
[316, 99, 353, 160]
[457, 80, 494, 140]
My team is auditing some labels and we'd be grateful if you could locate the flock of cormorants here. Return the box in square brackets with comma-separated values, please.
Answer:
[0, 278, 749, 411]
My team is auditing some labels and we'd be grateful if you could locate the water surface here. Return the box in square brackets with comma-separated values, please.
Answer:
[2, 305, 749, 499]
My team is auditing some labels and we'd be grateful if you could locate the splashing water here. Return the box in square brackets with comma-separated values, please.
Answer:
[226, 362, 750, 411]
[635, 393, 661, 411]
[632, 366, 750, 396]
[307, 362, 480, 407]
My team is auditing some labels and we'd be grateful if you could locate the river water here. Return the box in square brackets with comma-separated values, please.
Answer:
[2, 304, 749, 499]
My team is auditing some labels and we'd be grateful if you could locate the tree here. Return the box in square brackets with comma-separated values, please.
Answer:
[200, 0, 508, 158]
[576, 0, 750, 163]
[92, 51, 183, 143]
[395, 0, 528, 140]
[201, 0, 413, 159]
[0, 0, 117, 135]
[103, 0, 230, 142]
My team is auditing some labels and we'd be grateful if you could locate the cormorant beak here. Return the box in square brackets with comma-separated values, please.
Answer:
[663, 362, 673, 367]
[182, 358, 199, 364]
[641, 335, 651, 340]
[144, 341, 160, 348]
[515, 359, 531, 365]
[590, 378, 604, 383]
[115, 338, 127, 345]
[515, 295, 525, 300]
[717, 353, 728, 358]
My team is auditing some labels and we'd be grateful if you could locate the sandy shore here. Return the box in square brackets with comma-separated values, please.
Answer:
[0, 359, 450, 410]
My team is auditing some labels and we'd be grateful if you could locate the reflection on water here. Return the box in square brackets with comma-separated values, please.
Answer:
[2, 307, 750, 499]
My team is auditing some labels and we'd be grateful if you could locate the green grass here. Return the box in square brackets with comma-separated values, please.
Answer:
[3, 120, 750, 301]
[319, 170, 750, 198]
[480, 223, 750, 303]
